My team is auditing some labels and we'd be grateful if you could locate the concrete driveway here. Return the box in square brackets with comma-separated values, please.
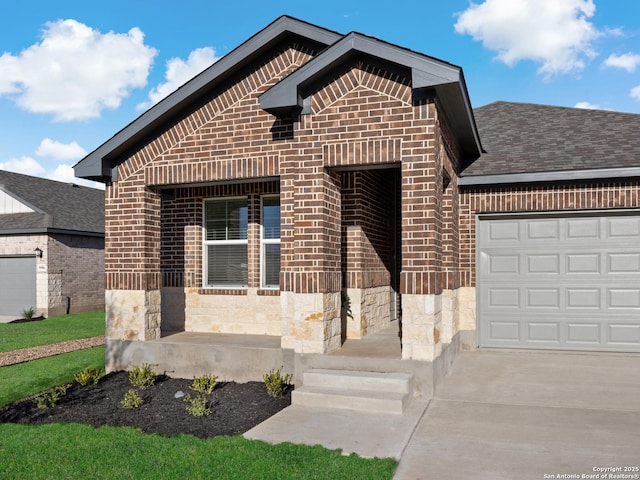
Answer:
[0, 315, 19, 324]
[394, 349, 640, 480]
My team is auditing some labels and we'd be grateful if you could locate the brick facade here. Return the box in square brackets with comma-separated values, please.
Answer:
[101, 37, 464, 359]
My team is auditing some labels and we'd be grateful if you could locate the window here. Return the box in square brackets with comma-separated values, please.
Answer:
[204, 198, 248, 287]
[261, 196, 280, 289]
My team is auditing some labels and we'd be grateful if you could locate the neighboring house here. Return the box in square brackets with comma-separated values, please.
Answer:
[75, 16, 640, 386]
[0, 170, 104, 317]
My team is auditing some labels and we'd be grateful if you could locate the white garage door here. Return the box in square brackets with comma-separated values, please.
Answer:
[0, 256, 37, 316]
[478, 212, 640, 352]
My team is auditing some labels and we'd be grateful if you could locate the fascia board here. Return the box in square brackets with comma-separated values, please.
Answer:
[459, 167, 640, 186]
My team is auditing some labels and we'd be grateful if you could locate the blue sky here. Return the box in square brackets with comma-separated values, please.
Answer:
[1, 0, 639, 189]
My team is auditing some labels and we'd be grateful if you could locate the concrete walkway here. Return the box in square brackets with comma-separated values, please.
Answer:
[0, 315, 19, 324]
[245, 349, 640, 479]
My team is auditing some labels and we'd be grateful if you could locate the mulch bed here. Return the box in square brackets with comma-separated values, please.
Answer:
[0, 371, 291, 438]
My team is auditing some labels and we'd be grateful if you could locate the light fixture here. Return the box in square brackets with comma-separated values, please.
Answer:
[34, 247, 43, 258]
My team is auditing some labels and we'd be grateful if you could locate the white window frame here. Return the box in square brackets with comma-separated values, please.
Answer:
[202, 196, 248, 288]
[260, 195, 281, 289]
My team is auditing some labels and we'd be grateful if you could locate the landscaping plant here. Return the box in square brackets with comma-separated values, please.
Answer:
[34, 385, 69, 409]
[21, 307, 36, 321]
[128, 364, 156, 389]
[190, 373, 218, 394]
[184, 393, 212, 417]
[263, 367, 291, 398]
[120, 389, 144, 409]
[74, 366, 104, 386]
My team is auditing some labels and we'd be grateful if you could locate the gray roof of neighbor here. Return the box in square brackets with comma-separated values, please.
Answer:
[463, 101, 640, 179]
[0, 170, 104, 235]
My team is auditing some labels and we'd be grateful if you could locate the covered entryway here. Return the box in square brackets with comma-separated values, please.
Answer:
[0, 256, 36, 316]
[477, 211, 640, 352]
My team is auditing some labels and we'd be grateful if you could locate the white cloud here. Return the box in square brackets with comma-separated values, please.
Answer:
[0, 156, 46, 176]
[573, 102, 602, 110]
[0, 19, 157, 121]
[47, 164, 104, 189]
[574, 101, 601, 109]
[631, 85, 640, 101]
[137, 47, 217, 110]
[454, 0, 600, 77]
[603, 53, 640, 73]
[36, 138, 87, 161]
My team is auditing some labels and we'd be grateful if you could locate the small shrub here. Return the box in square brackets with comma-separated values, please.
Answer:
[74, 367, 104, 386]
[34, 385, 68, 409]
[120, 389, 144, 409]
[190, 374, 218, 394]
[21, 307, 36, 321]
[128, 364, 156, 389]
[184, 393, 212, 417]
[263, 367, 292, 398]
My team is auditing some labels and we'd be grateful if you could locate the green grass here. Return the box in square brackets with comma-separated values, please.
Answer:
[0, 423, 396, 479]
[0, 346, 104, 407]
[0, 310, 105, 352]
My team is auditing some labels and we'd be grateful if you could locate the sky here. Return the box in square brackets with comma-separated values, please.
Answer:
[0, 0, 639, 190]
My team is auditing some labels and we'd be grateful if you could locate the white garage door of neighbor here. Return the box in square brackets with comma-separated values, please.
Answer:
[478, 212, 640, 352]
[0, 256, 37, 316]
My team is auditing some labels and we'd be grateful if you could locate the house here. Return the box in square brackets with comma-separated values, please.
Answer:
[0, 170, 104, 318]
[75, 16, 640, 390]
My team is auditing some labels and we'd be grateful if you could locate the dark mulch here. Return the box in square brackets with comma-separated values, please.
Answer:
[0, 371, 291, 438]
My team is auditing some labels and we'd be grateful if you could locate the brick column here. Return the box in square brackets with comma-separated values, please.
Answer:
[399, 100, 444, 361]
[280, 165, 342, 353]
[104, 182, 162, 343]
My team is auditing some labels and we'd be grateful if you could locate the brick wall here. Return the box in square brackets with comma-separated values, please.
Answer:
[47, 234, 104, 315]
[341, 169, 397, 289]
[160, 180, 279, 291]
[105, 42, 318, 292]
[460, 180, 640, 286]
[103, 36, 470, 349]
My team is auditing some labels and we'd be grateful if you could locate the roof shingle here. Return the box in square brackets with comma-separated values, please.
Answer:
[0, 170, 104, 234]
[463, 101, 640, 177]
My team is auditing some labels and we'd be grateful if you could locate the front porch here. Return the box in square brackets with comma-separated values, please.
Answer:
[105, 320, 463, 397]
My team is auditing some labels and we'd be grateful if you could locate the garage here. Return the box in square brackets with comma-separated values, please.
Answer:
[477, 211, 640, 352]
[0, 256, 36, 316]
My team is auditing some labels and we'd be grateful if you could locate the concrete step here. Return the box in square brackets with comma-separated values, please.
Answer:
[292, 369, 414, 414]
[303, 369, 413, 395]
[292, 385, 409, 414]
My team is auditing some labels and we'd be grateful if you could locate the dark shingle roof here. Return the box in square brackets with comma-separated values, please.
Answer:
[463, 101, 640, 177]
[0, 170, 104, 235]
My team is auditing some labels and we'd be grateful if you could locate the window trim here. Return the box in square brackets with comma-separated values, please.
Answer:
[202, 196, 248, 289]
[260, 195, 281, 289]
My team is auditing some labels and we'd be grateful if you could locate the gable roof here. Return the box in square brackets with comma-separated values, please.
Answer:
[461, 101, 640, 185]
[0, 170, 104, 236]
[75, 16, 481, 182]
[260, 31, 480, 160]
[74, 16, 342, 183]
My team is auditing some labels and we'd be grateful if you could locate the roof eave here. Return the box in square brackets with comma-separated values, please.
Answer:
[459, 166, 640, 186]
[260, 32, 482, 158]
[0, 227, 104, 237]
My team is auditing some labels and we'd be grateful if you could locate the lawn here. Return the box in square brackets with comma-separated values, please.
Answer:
[0, 310, 105, 352]
[0, 310, 397, 478]
[0, 423, 397, 479]
[0, 346, 104, 406]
